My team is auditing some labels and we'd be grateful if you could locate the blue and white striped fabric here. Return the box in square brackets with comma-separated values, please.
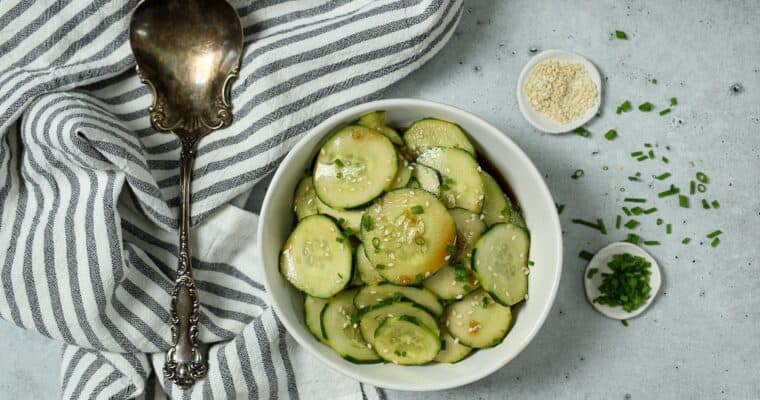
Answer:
[0, 0, 463, 398]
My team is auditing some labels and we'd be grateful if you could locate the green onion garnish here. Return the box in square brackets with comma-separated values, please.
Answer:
[644, 143, 652, 148]
[556, 203, 565, 214]
[702, 199, 710, 209]
[697, 183, 706, 193]
[481, 297, 490, 309]
[571, 218, 607, 234]
[376, 264, 386, 270]
[682, 237, 691, 244]
[642, 207, 658, 215]
[654, 172, 671, 180]
[336, 171, 343, 179]
[414, 236, 426, 245]
[574, 127, 591, 137]
[706, 230, 722, 239]
[626, 234, 641, 244]
[658, 185, 680, 198]
[624, 220, 640, 229]
[586, 267, 599, 278]
[592, 253, 653, 314]
[690, 180, 696, 195]
[453, 263, 469, 282]
[637, 155, 648, 162]
[666, 224, 672, 234]
[631, 151, 644, 157]
[638, 102, 654, 112]
[648, 150, 655, 159]
[615, 30, 628, 39]
[571, 169, 584, 180]
[631, 207, 644, 215]
[622, 207, 632, 216]
[616, 215, 622, 229]
[624, 197, 646, 203]
[529, 261, 535, 266]
[622, 320, 629, 327]
[446, 244, 457, 255]
[580, 251, 595, 261]
[659, 108, 671, 116]
[656, 218, 663, 225]
[711, 200, 720, 209]
[696, 172, 709, 184]
[362, 215, 374, 231]
[410, 205, 424, 214]
[710, 237, 721, 247]
[616, 100, 632, 114]
[604, 129, 618, 140]
[670, 97, 678, 106]
[661, 156, 670, 164]
[336, 237, 344, 243]
[334, 159, 345, 168]
[643, 240, 660, 246]
[651, 78, 658, 84]
[679, 195, 690, 208]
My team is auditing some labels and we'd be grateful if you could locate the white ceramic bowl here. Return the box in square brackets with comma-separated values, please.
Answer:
[258, 99, 563, 391]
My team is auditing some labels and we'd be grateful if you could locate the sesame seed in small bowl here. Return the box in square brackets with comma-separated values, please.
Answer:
[516, 49, 602, 134]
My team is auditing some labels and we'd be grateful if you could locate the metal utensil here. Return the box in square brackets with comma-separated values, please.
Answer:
[128, 0, 243, 388]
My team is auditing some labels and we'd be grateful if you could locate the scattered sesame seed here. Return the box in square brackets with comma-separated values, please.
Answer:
[455, 294, 463, 300]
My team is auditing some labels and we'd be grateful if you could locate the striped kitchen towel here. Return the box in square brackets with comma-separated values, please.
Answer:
[0, 0, 463, 399]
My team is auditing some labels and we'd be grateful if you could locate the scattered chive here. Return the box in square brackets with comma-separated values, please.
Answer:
[571, 169, 585, 180]
[444, 177, 455, 185]
[410, 205, 424, 214]
[604, 129, 618, 140]
[622, 207, 632, 216]
[616, 100, 632, 114]
[624, 220, 640, 229]
[481, 297, 490, 309]
[630, 151, 644, 157]
[644, 143, 652, 148]
[580, 251, 595, 261]
[574, 127, 591, 137]
[631, 207, 644, 215]
[642, 207, 658, 215]
[556, 203, 565, 214]
[662, 156, 670, 164]
[656, 218, 663, 225]
[659, 108, 671, 116]
[648, 150, 655, 159]
[597, 219, 607, 234]
[682, 237, 691, 244]
[571, 218, 607, 234]
[670, 97, 678, 106]
[336, 237, 344, 243]
[628, 175, 641, 182]
[690, 180, 696, 195]
[621, 320, 629, 327]
[440, 183, 450, 191]
[702, 199, 710, 209]
[636, 155, 648, 162]
[336, 171, 343, 179]
[362, 215, 373, 231]
[529, 260, 535, 266]
[643, 240, 660, 246]
[654, 172, 671, 180]
[679, 195, 690, 208]
[616, 215, 622, 229]
[587, 267, 599, 278]
[706, 230, 722, 239]
[615, 30, 628, 39]
[415, 273, 423, 282]
[697, 183, 707, 193]
[638, 102, 654, 112]
[624, 197, 647, 203]
[658, 185, 680, 198]
[414, 236, 425, 245]
[651, 78, 658, 84]
[334, 159, 345, 168]
[376, 264, 386, 270]
[666, 224, 672, 234]
[696, 172, 709, 184]
[626, 234, 641, 245]
[710, 237, 721, 247]
[711, 200, 720, 209]
[446, 244, 457, 255]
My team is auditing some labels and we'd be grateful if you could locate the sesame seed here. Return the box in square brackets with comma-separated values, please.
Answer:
[455, 294, 463, 300]
[479, 214, 485, 220]
[524, 294, 529, 300]
[453, 337, 460, 344]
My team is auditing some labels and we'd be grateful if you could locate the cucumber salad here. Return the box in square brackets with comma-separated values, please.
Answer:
[280, 112, 531, 365]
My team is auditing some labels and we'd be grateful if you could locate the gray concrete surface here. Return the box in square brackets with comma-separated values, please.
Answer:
[1, 0, 759, 398]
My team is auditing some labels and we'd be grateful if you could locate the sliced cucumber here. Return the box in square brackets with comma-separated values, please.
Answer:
[304, 296, 329, 344]
[403, 118, 475, 157]
[359, 301, 439, 345]
[422, 263, 478, 300]
[411, 163, 441, 196]
[353, 284, 443, 317]
[480, 172, 511, 226]
[361, 189, 456, 285]
[373, 315, 440, 365]
[355, 244, 384, 285]
[472, 223, 529, 306]
[322, 289, 381, 363]
[280, 215, 352, 298]
[434, 324, 472, 363]
[389, 155, 413, 189]
[445, 289, 512, 348]
[416, 148, 484, 213]
[293, 176, 319, 220]
[313, 125, 397, 209]
[449, 208, 487, 265]
[357, 111, 403, 146]
[315, 197, 363, 236]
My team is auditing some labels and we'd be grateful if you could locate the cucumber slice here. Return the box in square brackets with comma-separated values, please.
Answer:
[480, 172, 511, 226]
[403, 118, 475, 157]
[359, 301, 439, 345]
[411, 163, 441, 196]
[321, 289, 381, 363]
[355, 244, 384, 285]
[434, 324, 472, 363]
[373, 315, 440, 365]
[422, 264, 478, 300]
[357, 111, 404, 146]
[293, 176, 319, 220]
[353, 284, 443, 317]
[315, 197, 363, 236]
[472, 223, 530, 306]
[280, 215, 352, 298]
[313, 125, 397, 209]
[361, 189, 456, 285]
[390, 156, 413, 189]
[445, 290, 512, 348]
[449, 208, 487, 265]
[416, 148, 484, 213]
[304, 296, 329, 343]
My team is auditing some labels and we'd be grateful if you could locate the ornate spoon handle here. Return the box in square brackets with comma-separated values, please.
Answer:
[163, 140, 207, 388]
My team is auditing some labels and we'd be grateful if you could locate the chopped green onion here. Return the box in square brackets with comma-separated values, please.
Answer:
[336, 237, 344, 243]
[662, 156, 670, 164]
[630, 151, 644, 157]
[440, 183, 450, 191]
[682, 237, 691, 244]
[571, 169, 584, 180]
[658, 185, 680, 198]
[651, 78, 658, 84]
[710, 237, 721, 247]
[571, 218, 607, 234]
[648, 150, 655, 159]
[376, 264, 386, 270]
[453, 264, 470, 282]
[529, 261, 535, 266]
[556, 203, 565, 214]
[334, 159, 345, 168]
[624, 220, 640, 229]
[656, 218, 663, 225]
[586, 267, 599, 278]
[615, 30, 628, 39]
[622, 207, 632, 216]
[628, 174, 641, 182]
[580, 251, 595, 261]
[690, 180, 696, 195]
[643, 240, 660, 246]
[702, 199, 710, 209]
[666, 224, 672, 234]
[362, 215, 374, 231]
[679, 195, 690, 208]
[631, 207, 644, 215]
[446, 244, 457, 255]
[706, 230, 722, 239]
[642, 207, 658, 215]
[604, 129, 618, 140]
[574, 127, 591, 137]
[670, 97, 678, 106]
[616, 215, 622, 229]
[659, 108, 671, 116]
[624, 197, 646, 203]
[481, 297, 490, 309]
[616, 100, 632, 114]
[711, 200, 720, 209]
[597, 219, 607, 235]
[410, 205, 424, 214]
[414, 236, 426, 245]
[626, 234, 641, 245]
[622, 320, 629, 327]
[697, 183, 707, 193]
[644, 143, 653, 148]
[696, 172, 709, 184]
[638, 102, 654, 112]
[636, 155, 649, 162]
[336, 171, 343, 179]
[654, 172, 671, 180]
[444, 177, 455, 185]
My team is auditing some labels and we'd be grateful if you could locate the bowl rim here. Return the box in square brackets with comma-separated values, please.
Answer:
[257, 98, 563, 391]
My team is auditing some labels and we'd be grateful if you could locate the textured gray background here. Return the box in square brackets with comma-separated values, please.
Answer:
[1, 1, 759, 398]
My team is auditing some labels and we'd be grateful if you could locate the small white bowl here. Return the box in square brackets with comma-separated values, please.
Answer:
[258, 99, 563, 391]
[584, 242, 662, 320]
[516, 49, 602, 134]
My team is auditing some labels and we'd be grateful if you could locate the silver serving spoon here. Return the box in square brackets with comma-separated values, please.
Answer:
[129, 0, 243, 388]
